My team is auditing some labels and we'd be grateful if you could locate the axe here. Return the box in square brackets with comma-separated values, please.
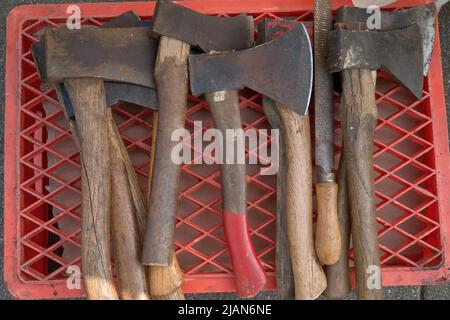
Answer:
[143, 0, 266, 298]
[191, 22, 327, 299]
[328, 1, 447, 299]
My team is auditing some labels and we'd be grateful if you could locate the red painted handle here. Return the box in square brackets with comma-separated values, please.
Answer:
[223, 211, 267, 298]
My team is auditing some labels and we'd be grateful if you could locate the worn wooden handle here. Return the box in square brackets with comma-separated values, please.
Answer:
[277, 105, 326, 300]
[205, 89, 267, 298]
[315, 181, 341, 265]
[341, 69, 383, 300]
[324, 152, 351, 299]
[262, 97, 294, 300]
[65, 78, 118, 300]
[147, 112, 185, 299]
[143, 37, 190, 266]
[107, 110, 149, 300]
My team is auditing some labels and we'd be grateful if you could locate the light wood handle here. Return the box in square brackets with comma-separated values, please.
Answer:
[107, 110, 149, 300]
[341, 69, 383, 300]
[277, 105, 326, 300]
[143, 37, 190, 266]
[324, 152, 351, 299]
[65, 78, 118, 300]
[315, 181, 341, 265]
[262, 97, 294, 299]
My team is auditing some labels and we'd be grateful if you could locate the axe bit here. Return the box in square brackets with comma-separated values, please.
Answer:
[144, 0, 266, 298]
[328, 1, 447, 299]
[313, 0, 342, 267]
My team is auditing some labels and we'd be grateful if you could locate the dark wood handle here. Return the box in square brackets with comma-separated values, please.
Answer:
[143, 37, 190, 266]
[277, 105, 326, 300]
[262, 97, 294, 300]
[65, 78, 118, 300]
[147, 112, 185, 299]
[341, 69, 383, 300]
[205, 89, 266, 298]
[107, 110, 149, 300]
[324, 152, 351, 299]
[315, 181, 341, 265]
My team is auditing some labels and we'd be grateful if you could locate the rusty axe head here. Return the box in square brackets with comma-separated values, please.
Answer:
[189, 22, 313, 115]
[329, 1, 448, 99]
[153, 0, 254, 52]
[335, 1, 448, 76]
[32, 11, 158, 119]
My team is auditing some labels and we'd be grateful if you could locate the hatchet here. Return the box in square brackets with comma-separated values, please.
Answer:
[328, 1, 448, 299]
[143, 0, 266, 298]
[190, 21, 327, 300]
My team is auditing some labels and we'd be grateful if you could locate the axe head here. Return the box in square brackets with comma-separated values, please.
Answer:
[189, 22, 313, 115]
[153, 0, 254, 52]
[32, 11, 158, 120]
[335, 3, 440, 76]
[329, 24, 423, 99]
[33, 25, 157, 88]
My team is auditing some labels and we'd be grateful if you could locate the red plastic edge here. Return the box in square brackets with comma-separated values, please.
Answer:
[4, 0, 450, 299]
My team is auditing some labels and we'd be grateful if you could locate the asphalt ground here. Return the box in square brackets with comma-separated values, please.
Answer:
[0, 0, 449, 300]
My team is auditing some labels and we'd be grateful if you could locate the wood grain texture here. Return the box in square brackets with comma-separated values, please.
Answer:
[143, 37, 190, 266]
[107, 109, 149, 300]
[277, 105, 326, 299]
[65, 78, 118, 300]
[315, 181, 341, 265]
[341, 69, 383, 300]
[147, 112, 185, 299]
[323, 151, 351, 299]
[262, 97, 294, 300]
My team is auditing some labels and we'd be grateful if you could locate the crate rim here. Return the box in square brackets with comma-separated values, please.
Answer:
[4, 0, 450, 299]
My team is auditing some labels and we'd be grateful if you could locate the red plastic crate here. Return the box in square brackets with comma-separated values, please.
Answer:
[4, 0, 450, 299]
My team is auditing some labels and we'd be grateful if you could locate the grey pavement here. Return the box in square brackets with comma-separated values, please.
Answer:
[0, 0, 449, 300]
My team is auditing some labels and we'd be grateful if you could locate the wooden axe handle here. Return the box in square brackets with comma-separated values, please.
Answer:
[107, 110, 149, 300]
[323, 151, 351, 299]
[262, 98, 294, 299]
[277, 105, 326, 299]
[147, 112, 185, 299]
[143, 37, 190, 266]
[341, 69, 383, 300]
[65, 78, 118, 300]
[205, 89, 266, 298]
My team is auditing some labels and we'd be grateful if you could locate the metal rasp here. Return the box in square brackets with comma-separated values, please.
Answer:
[313, 0, 342, 266]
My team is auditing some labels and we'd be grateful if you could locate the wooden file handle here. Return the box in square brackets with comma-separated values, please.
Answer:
[315, 181, 341, 265]
[205, 89, 267, 298]
[143, 37, 190, 266]
[341, 69, 383, 300]
[323, 151, 351, 299]
[65, 78, 118, 300]
[262, 97, 294, 299]
[277, 104, 326, 300]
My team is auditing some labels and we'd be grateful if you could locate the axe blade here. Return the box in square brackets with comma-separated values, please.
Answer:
[153, 0, 254, 52]
[189, 23, 313, 115]
[329, 24, 423, 99]
[39, 26, 157, 88]
[335, 4, 438, 76]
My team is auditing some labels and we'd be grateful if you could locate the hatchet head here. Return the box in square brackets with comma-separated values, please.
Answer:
[329, 24, 423, 99]
[32, 11, 158, 120]
[335, 2, 447, 76]
[189, 22, 313, 115]
[153, 0, 254, 52]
